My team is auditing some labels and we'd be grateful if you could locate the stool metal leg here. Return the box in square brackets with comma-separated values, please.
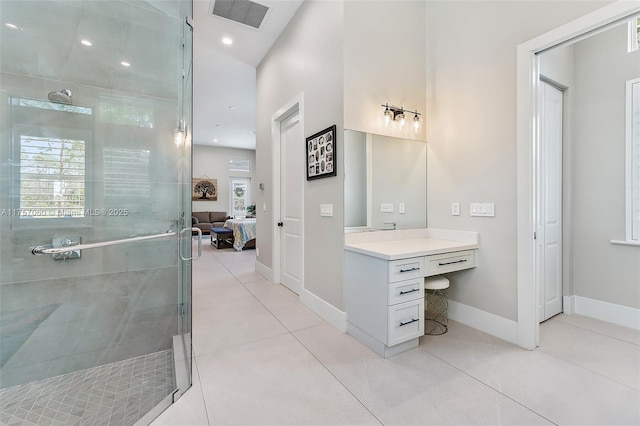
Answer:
[424, 288, 448, 335]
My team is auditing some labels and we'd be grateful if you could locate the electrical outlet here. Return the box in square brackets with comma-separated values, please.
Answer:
[452, 203, 460, 216]
[399, 203, 406, 214]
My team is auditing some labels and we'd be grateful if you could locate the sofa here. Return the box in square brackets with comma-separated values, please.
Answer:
[192, 211, 229, 234]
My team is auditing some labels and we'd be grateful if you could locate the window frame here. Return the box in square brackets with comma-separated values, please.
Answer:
[11, 124, 93, 225]
[625, 78, 640, 243]
[628, 17, 640, 52]
[229, 158, 251, 173]
[229, 177, 251, 219]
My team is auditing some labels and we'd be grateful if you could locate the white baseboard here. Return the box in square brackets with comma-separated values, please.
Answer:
[563, 295, 640, 330]
[254, 260, 273, 282]
[448, 300, 519, 345]
[300, 289, 347, 332]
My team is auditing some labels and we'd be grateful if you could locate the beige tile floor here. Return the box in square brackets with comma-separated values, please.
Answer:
[153, 243, 640, 425]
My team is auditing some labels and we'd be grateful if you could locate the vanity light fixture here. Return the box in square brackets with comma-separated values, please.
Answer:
[382, 103, 421, 131]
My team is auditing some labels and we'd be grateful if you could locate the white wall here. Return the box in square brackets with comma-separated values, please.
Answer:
[256, 0, 345, 308]
[425, 1, 612, 321]
[570, 23, 640, 309]
[192, 145, 256, 215]
[344, 0, 426, 142]
[257, 0, 426, 314]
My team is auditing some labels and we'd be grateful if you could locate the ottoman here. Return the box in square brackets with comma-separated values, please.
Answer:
[210, 227, 233, 249]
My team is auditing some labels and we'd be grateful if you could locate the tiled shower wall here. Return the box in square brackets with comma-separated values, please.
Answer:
[0, 266, 178, 388]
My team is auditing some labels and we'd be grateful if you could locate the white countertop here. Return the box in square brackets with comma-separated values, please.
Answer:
[344, 228, 479, 260]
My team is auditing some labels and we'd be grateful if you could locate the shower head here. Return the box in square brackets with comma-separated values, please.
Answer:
[48, 89, 72, 105]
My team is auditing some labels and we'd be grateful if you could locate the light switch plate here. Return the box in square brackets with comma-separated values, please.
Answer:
[470, 202, 495, 217]
[380, 203, 393, 213]
[320, 204, 333, 217]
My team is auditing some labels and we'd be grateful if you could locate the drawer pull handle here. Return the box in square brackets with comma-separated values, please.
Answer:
[438, 259, 467, 266]
[399, 267, 420, 273]
[399, 318, 419, 327]
[399, 288, 419, 295]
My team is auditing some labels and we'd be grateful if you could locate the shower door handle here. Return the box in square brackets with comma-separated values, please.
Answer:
[180, 227, 201, 261]
[30, 231, 177, 255]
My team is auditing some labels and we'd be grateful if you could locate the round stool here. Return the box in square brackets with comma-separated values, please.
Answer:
[424, 276, 450, 335]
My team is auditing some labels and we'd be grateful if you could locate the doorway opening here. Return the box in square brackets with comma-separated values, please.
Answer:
[517, 2, 640, 349]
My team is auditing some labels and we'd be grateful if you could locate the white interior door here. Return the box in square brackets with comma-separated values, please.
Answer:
[279, 112, 303, 294]
[539, 81, 563, 322]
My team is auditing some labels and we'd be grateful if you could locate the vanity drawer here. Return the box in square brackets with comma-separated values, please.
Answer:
[387, 299, 424, 346]
[388, 278, 424, 305]
[425, 249, 476, 276]
[388, 257, 424, 283]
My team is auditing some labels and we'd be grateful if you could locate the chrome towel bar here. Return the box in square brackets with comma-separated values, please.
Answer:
[30, 230, 177, 255]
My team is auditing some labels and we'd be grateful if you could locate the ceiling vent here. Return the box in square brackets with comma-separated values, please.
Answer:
[210, 0, 270, 30]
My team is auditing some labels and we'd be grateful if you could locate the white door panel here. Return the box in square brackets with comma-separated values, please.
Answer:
[280, 112, 302, 294]
[539, 81, 563, 322]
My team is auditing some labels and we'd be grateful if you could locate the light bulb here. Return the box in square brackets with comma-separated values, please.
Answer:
[384, 108, 392, 126]
[413, 114, 420, 131]
[397, 112, 406, 127]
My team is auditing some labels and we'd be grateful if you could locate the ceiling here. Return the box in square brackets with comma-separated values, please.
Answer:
[192, 0, 303, 150]
[0, 0, 300, 152]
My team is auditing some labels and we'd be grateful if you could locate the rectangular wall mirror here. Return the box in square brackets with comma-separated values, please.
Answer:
[344, 129, 427, 232]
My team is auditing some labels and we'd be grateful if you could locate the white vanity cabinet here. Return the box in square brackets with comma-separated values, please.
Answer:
[344, 228, 478, 358]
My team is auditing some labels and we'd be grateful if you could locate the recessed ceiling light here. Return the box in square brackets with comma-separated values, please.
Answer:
[81, 39, 92, 47]
[228, 106, 236, 110]
[120, 61, 130, 67]
[222, 37, 233, 45]
[213, 138, 219, 142]
[5, 23, 18, 30]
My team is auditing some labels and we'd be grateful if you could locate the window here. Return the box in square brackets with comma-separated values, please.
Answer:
[628, 17, 640, 52]
[229, 158, 250, 172]
[19, 135, 85, 218]
[626, 78, 640, 242]
[230, 178, 251, 218]
[103, 147, 151, 197]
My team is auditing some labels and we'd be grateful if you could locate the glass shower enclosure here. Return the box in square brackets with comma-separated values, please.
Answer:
[0, 1, 194, 424]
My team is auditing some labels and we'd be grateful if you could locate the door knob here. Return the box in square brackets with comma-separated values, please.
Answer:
[277, 222, 283, 227]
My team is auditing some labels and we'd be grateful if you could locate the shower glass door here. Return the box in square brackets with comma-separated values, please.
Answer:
[0, 1, 193, 424]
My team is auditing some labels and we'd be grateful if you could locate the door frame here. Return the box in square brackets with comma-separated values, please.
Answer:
[516, 0, 640, 349]
[271, 93, 304, 288]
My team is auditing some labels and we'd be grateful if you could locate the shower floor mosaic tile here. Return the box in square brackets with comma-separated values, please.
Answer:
[0, 350, 174, 426]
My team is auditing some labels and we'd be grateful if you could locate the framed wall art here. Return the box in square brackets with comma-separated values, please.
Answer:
[192, 177, 218, 201]
[306, 125, 336, 180]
